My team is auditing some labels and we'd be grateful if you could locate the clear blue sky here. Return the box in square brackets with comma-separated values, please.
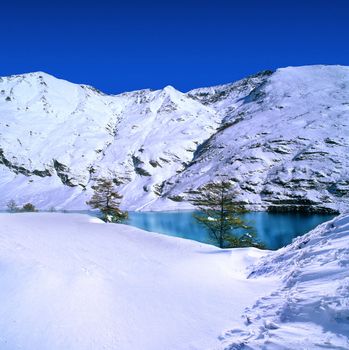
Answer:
[1, 0, 348, 93]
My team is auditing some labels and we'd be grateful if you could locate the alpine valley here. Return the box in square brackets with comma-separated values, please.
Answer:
[0, 65, 348, 213]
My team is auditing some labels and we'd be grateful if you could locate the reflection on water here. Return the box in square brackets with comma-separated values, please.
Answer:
[8, 209, 332, 250]
[126, 211, 335, 250]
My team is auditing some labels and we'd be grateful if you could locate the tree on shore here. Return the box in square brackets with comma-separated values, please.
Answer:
[190, 180, 264, 249]
[22, 203, 37, 212]
[7, 200, 37, 213]
[86, 179, 128, 223]
[7, 199, 19, 212]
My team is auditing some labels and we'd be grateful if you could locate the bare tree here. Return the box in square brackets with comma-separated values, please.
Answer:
[7, 199, 19, 212]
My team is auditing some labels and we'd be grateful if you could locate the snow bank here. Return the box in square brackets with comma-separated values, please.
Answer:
[219, 213, 349, 349]
[1, 212, 348, 349]
[0, 213, 275, 350]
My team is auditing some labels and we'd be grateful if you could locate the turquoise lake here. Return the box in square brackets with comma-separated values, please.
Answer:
[1, 210, 335, 250]
[126, 211, 335, 250]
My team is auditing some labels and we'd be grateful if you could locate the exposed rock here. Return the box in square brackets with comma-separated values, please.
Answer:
[0, 66, 348, 211]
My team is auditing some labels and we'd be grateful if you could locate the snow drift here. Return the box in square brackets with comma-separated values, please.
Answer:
[219, 213, 349, 349]
[0, 213, 275, 350]
[0, 213, 348, 349]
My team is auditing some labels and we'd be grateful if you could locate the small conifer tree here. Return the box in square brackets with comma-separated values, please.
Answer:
[87, 179, 128, 223]
[21, 203, 37, 212]
[190, 180, 264, 249]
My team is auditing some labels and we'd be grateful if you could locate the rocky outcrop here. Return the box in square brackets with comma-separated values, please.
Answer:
[0, 148, 51, 177]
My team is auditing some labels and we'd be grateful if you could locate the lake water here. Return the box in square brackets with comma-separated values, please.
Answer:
[126, 211, 335, 250]
[1, 209, 335, 250]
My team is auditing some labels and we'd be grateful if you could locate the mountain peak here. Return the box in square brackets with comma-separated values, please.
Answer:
[161, 85, 182, 96]
[163, 85, 177, 91]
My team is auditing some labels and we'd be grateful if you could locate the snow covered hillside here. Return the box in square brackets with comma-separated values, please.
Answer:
[0, 65, 348, 212]
[0, 212, 348, 349]
[0, 213, 276, 350]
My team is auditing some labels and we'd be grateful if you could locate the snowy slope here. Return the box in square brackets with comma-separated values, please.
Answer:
[218, 213, 349, 349]
[0, 212, 348, 349]
[163, 66, 349, 213]
[0, 66, 348, 211]
[0, 213, 276, 350]
[0, 73, 221, 210]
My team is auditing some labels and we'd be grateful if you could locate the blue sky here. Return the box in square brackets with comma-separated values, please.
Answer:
[1, 0, 348, 93]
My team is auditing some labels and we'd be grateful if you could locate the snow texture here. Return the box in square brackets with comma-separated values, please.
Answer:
[218, 213, 349, 350]
[0, 65, 348, 212]
[0, 213, 275, 350]
[0, 212, 348, 349]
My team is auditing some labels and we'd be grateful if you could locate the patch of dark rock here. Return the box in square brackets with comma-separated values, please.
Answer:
[217, 114, 245, 132]
[149, 160, 161, 168]
[153, 181, 166, 196]
[168, 195, 184, 202]
[327, 183, 349, 197]
[53, 159, 76, 187]
[324, 138, 342, 146]
[0, 148, 51, 178]
[135, 167, 151, 177]
[159, 157, 170, 164]
[267, 205, 338, 214]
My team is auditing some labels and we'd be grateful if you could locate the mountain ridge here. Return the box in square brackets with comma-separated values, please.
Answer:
[0, 65, 348, 212]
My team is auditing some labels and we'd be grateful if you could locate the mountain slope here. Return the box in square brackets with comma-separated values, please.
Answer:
[159, 66, 349, 213]
[0, 66, 348, 211]
[0, 73, 220, 209]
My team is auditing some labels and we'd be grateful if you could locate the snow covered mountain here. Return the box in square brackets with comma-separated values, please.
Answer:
[0, 65, 348, 212]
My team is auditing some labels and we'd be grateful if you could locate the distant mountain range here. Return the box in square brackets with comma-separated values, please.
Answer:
[0, 65, 348, 212]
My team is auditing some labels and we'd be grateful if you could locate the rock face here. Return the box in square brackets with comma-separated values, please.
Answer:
[0, 66, 348, 212]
